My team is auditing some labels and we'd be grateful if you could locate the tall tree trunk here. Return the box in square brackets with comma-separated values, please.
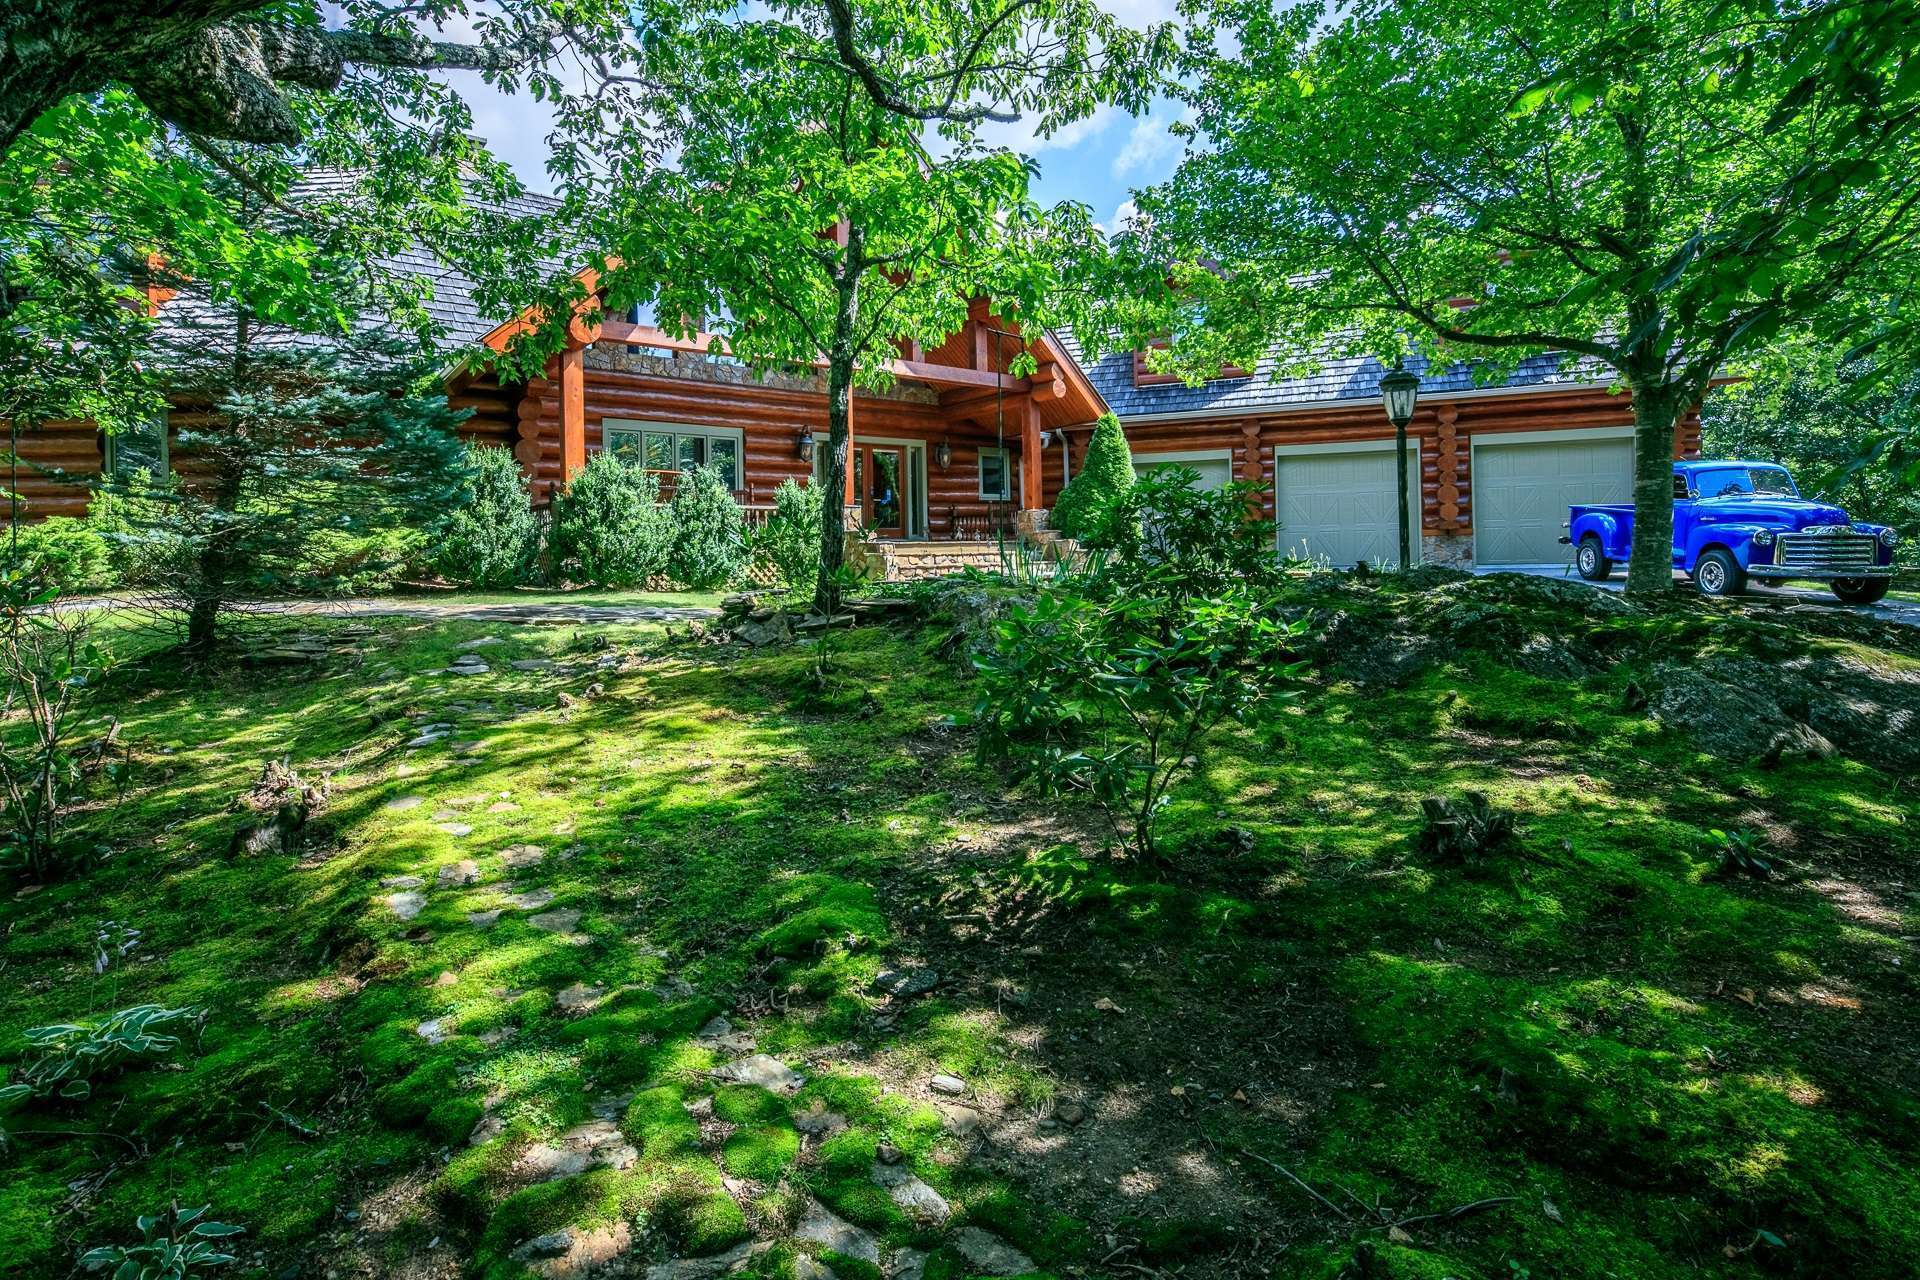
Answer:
[1623, 382, 1682, 595]
[811, 255, 862, 616]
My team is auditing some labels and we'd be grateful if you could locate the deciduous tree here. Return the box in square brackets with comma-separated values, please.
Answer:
[1115, 0, 1920, 593]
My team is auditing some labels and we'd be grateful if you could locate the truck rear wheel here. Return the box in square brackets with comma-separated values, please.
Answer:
[1575, 535, 1613, 581]
[1831, 577, 1890, 605]
[1693, 548, 1746, 597]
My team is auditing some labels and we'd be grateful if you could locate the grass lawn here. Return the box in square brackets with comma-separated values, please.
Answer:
[379, 587, 731, 610]
[1, 578, 1915, 1279]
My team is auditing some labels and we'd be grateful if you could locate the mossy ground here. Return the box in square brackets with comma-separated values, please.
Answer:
[1, 577, 1915, 1279]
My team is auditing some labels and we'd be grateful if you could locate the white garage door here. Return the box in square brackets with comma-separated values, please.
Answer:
[1474, 436, 1633, 566]
[1275, 445, 1419, 568]
[1134, 453, 1233, 489]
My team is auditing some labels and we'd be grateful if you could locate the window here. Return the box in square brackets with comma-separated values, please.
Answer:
[602, 422, 744, 491]
[979, 447, 1010, 501]
[105, 410, 167, 484]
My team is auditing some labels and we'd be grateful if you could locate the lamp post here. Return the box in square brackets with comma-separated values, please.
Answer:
[1379, 361, 1420, 570]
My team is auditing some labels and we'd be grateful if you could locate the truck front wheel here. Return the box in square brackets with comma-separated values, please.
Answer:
[1831, 577, 1891, 605]
[1575, 535, 1613, 581]
[1693, 549, 1747, 597]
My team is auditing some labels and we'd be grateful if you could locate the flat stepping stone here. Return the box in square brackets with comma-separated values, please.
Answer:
[515, 1118, 637, 1183]
[793, 1103, 847, 1138]
[458, 637, 505, 650]
[438, 822, 474, 837]
[936, 1103, 980, 1136]
[951, 1228, 1033, 1277]
[515, 1222, 634, 1279]
[528, 908, 583, 934]
[871, 1163, 949, 1223]
[415, 1018, 448, 1044]
[467, 909, 503, 928]
[872, 968, 939, 998]
[470, 1111, 507, 1146]
[511, 658, 557, 672]
[384, 891, 427, 920]
[695, 1016, 757, 1055]
[713, 1054, 803, 1094]
[794, 1200, 879, 1266]
[555, 983, 605, 1013]
[438, 859, 482, 888]
[487, 800, 521, 813]
[889, 1250, 928, 1280]
[792, 1258, 836, 1280]
[381, 874, 424, 889]
[504, 888, 556, 911]
[501, 844, 547, 869]
[929, 1074, 967, 1096]
[644, 1242, 763, 1280]
[384, 795, 427, 812]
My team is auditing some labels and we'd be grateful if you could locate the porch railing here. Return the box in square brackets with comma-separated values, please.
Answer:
[945, 502, 1016, 541]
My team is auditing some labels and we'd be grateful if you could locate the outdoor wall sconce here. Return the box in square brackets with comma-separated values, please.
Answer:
[933, 439, 952, 469]
[796, 430, 815, 463]
[1038, 430, 1054, 450]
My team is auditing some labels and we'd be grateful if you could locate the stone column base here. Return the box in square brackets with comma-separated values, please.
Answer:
[1013, 508, 1050, 541]
[1421, 533, 1474, 570]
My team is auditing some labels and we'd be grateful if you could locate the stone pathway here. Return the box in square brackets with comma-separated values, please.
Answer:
[280, 598, 721, 626]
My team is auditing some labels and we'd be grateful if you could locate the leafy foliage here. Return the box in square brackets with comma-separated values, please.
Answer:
[1082, 468, 1280, 599]
[1417, 792, 1518, 866]
[754, 478, 826, 597]
[0, 573, 117, 881]
[975, 583, 1307, 865]
[436, 444, 542, 590]
[1115, 0, 1920, 593]
[666, 464, 747, 590]
[549, 451, 672, 588]
[1049, 413, 1133, 540]
[1710, 827, 1775, 879]
[4, 519, 114, 596]
[76, 1205, 242, 1280]
[0, 1004, 200, 1106]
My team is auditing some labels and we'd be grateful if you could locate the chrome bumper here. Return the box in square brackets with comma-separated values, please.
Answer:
[1748, 564, 1892, 580]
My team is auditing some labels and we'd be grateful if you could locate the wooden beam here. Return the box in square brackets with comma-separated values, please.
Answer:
[595, 319, 1029, 391]
[559, 345, 587, 483]
[970, 318, 991, 372]
[1020, 397, 1043, 510]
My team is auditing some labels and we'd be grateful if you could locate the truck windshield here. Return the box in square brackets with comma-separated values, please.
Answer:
[1693, 467, 1797, 499]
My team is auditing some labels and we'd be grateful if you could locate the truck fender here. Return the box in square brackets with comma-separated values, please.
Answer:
[1571, 511, 1620, 553]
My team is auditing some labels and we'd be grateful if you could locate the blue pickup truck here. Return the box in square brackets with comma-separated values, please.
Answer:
[1566, 460, 1898, 603]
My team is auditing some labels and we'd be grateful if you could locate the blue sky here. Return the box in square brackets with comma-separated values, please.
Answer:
[428, 0, 1188, 231]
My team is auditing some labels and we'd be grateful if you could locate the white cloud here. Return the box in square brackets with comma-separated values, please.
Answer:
[1111, 105, 1186, 180]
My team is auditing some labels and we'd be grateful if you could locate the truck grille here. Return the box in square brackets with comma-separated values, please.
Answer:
[1776, 531, 1877, 570]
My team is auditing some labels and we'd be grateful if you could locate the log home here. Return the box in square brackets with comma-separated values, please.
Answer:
[7, 198, 1702, 575]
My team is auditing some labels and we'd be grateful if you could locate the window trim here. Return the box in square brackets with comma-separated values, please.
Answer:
[978, 446, 1011, 501]
[601, 419, 745, 491]
[105, 409, 169, 483]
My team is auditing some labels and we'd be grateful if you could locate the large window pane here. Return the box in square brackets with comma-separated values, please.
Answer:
[644, 432, 675, 470]
[979, 449, 1008, 500]
[708, 437, 740, 490]
[677, 435, 706, 473]
[605, 430, 642, 462]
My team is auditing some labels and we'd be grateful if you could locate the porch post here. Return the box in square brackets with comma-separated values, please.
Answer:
[559, 342, 587, 483]
[843, 391, 857, 518]
[1019, 396, 1043, 512]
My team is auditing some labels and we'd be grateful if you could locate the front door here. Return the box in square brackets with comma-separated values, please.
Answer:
[862, 445, 907, 537]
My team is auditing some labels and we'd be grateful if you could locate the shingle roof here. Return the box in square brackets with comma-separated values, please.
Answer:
[149, 173, 567, 357]
[1053, 331, 1610, 420]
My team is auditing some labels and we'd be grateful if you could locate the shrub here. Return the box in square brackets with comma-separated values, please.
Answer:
[4, 519, 113, 595]
[1082, 467, 1279, 600]
[667, 463, 747, 589]
[550, 451, 672, 587]
[0, 1003, 200, 1106]
[435, 443, 541, 589]
[753, 477, 824, 596]
[1049, 413, 1133, 539]
[85, 472, 186, 587]
[974, 582, 1308, 866]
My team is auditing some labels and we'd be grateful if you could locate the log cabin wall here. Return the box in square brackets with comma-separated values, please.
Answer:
[506, 346, 1037, 538]
[1049, 386, 1703, 556]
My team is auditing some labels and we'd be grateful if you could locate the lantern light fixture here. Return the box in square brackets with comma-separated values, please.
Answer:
[1379, 363, 1421, 429]
[933, 439, 952, 469]
[796, 430, 815, 463]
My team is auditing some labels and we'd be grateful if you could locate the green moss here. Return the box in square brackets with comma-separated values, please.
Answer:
[712, 1084, 788, 1126]
[754, 874, 888, 957]
[721, 1123, 800, 1183]
[624, 1085, 701, 1156]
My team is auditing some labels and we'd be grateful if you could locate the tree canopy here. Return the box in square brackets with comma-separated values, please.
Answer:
[518, 0, 1169, 611]
[1112, 0, 1920, 592]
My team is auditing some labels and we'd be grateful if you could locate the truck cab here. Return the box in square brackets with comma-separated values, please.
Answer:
[1566, 461, 1898, 604]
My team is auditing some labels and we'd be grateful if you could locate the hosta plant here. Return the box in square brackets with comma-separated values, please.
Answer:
[79, 1205, 244, 1280]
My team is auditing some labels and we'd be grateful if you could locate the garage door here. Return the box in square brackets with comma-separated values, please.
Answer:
[1134, 453, 1233, 489]
[1474, 436, 1633, 566]
[1274, 445, 1418, 568]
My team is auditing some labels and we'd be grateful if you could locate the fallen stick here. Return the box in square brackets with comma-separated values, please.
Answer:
[1233, 1145, 1352, 1220]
